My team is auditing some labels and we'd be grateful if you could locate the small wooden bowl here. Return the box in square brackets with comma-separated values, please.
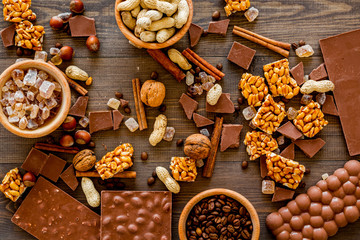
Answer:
[114, 0, 193, 49]
[178, 188, 260, 240]
[0, 60, 71, 138]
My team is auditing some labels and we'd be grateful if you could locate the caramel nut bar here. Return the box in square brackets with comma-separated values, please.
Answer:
[3, 0, 36, 22]
[238, 73, 269, 107]
[243, 130, 278, 160]
[293, 100, 328, 138]
[0, 168, 26, 202]
[95, 143, 134, 180]
[251, 94, 286, 134]
[224, 0, 250, 17]
[170, 157, 197, 182]
[263, 59, 300, 99]
[266, 152, 305, 189]
[15, 20, 44, 50]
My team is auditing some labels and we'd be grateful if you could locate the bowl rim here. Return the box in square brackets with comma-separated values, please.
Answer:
[114, 0, 193, 49]
[178, 188, 261, 240]
[0, 60, 71, 138]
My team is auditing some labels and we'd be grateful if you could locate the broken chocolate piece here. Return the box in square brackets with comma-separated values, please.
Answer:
[189, 23, 203, 47]
[277, 121, 303, 141]
[68, 96, 89, 117]
[112, 110, 124, 130]
[69, 15, 96, 37]
[322, 95, 339, 116]
[220, 124, 243, 152]
[21, 148, 48, 176]
[39, 154, 66, 182]
[0, 24, 15, 47]
[272, 187, 295, 202]
[280, 143, 295, 160]
[60, 164, 78, 191]
[206, 93, 235, 113]
[309, 63, 328, 81]
[89, 111, 113, 134]
[227, 41, 256, 70]
[207, 19, 230, 36]
[260, 155, 267, 178]
[290, 62, 304, 86]
[193, 113, 214, 127]
[294, 138, 326, 158]
[179, 93, 198, 119]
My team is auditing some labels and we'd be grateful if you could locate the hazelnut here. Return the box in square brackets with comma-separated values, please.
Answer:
[74, 130, 91, 145]
[147, 177, 155, 185]
[59, 46, 74, 61]
[55, 42, 63, 49]
[212, 11, 221, 21]
[73, 149, 96, 171]
[23, 172, 36, 187]
[57, 12, 73, 23]
[86, 36, 100, 52]
[140, 80, 166, 107]
[115, 92, 123, 99]
[141, 152, 148, 160]
[184, 134, 212, 160]
[16, 48, 23, 56]
[23, 49, 33, 56]
[62, 116, 77, 131]
[49, 16, 64, 30]
[60, 135, 74, 147]
[70, 0, 85, 13]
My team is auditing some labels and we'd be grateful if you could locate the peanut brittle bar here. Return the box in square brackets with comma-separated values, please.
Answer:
[238, 73, 268, 107]
[243, 130, 278, 160]
[15, 20, 45, 50]
[3, 0, 36, 22]
[170, 157, 197, 182]
[0, 168, 26, 202]
[224, 0, 250, 17]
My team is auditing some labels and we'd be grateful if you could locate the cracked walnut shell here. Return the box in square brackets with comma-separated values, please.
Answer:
[184, 134, 211, 160]
[140, 80, 166, 107]
[73, 149, 96, 171]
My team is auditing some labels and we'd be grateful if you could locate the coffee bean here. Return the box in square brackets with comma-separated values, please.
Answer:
[242, 161, 248, 169]
[159, 104, 166, 112]
[196, 227, 202, 236]
[176, 139, 184, 147]
[141, 152, 148, 160]
[152, 170, 157, 178]
[115, 92, 123, 99]
[88, 141, 95, 148]
[212, 11, 220, 20]
[291, 42, 299, 50]
[23, 49, 33, 56]
[222, 206, 231, 213]
[115, 182, 125, 189]
[299, 40, 306, 46]
[16, 48, 23, 56]
[106, 183, 115, 189]
[305, 168, 311, 174]
[216, 63, 223, 71]
[124, 107, 131, 114]
[150, 71, 158, 80]
[147, 177, 155, 185]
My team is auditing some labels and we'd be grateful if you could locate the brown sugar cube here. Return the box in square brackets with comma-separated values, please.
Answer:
[15, 21, 45, 50]
[238, 73, 269, 107]
[224, 0, 251, 16]
[0, 168, 26, 202]
[293, 101, 328, 138]
[170, 157, 197, 182]
[3, 0, 36, 22]
[243, 130, 278, 160]
[263, 59, 300, 99]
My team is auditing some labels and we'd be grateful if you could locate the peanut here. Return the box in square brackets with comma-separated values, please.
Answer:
[136, 10, 163, 28]
[167, 48, 191, 70]
[128, 40, 143, 49]
[140, 31, 156, 42]
[121, 11, 136, 30]
[207, 83, 222, 105]
[156, 166, 180, 193]
[146, 17, 175, 31]
[149, 114, 167, 146]
[81, 177, 100, 208]
[131, 5, 141, 17]
[300, 80, 335, 94]
[134, 25, 145, 37]
[117, 0, 141, 11]
[144, 0, 180, 16]
[65, 65, 89, 81]
[173, 0, 189, 28]
[156, 27, 175, 43]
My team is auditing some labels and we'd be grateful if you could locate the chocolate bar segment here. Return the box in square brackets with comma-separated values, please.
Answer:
[280, 143, 295, 160]
[322, 95, 339, 116]
[69, 15, 96, 37]
[208, 19, 230, 36]
[189, 23, 203, 47]
[89, 111, 113, 134]
[220, 124, 243, 152]
[68, 96, 89, 117]
[294, 138, 325, 158]
[193, 113, 214, 127]
[112, 110, 124, 130]
[39, 154, 67, 182]
[277, 121, 303, 141]
[227, 41, 256, 70]
[21, 148, 48, 176]
[60, 164, 78, 191]
[179, 93, 198, 119]
[0, 24, 15, 47]
[290, 62, 304, 86]
[309, 63, 328, 81]
[206, 93, 235, 113]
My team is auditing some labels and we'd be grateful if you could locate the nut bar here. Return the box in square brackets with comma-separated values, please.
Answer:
[224, 0, 250, 16]
[265, 152, 305, 189]
[251, 94, 286, 134]
[12, 177, 100, 239]
[170, 157, 197, 182]
[15, 20, 44, 50]
[3, 0, 36, 22]
[293, 100, 328, 138]
[263, 59, 300, 99]
[0, 168, 26, 202]
[243, 130, 278, 160]
[95, 143, 134, 180]
[238, 73, 268, 107]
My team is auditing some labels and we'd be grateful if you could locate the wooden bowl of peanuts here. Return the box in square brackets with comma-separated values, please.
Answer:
[178, 188, 260, 240]
[0, 60, 71, 138]
[115, 0, 193, 49]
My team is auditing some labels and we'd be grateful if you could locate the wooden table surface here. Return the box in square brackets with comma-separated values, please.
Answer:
[1, 0, 360, 239]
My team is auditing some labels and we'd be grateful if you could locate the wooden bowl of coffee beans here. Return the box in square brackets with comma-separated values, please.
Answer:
[178, 188, 260, 240]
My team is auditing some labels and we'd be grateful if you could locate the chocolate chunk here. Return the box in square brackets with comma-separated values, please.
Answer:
[227, 41, 256, 70]
[40, 154, 66, 182]
[69, 15, 96, 37]
[89, 111, 113, 134]
[309, 63, 328, 81]
[68, 96, 89, 117]
[295, 138, 326, 158]
[220, 124, 243, 152]
[192, 113, 214, 127]
[272, 187, 295, 202]
[189, 23, 203, 47]
[290, 62, 304, 86]
[277, 121, 303, 141]
[119, 99, 129, 108]
[206, 93, 235, 113]
[322, 95, 339, 116]
[12, 177, 100, 239]
[60, 164, 78, 191]
[280, 143, 295, 160]
[207, 19, 230, 36]
[179, 93, 198, 119]
[0, 24, 15, 47]
[21, 148, 48, 176]
[260, 155, 267, 178]
[112, 110, 124, 130]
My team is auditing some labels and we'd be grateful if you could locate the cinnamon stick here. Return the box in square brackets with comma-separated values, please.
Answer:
[34, 143, 79, 154]
[147, 49, 186, 82]
[234, 26, 291, 50]
[203, 116, 223, 178]
[75, 170, 137, 178]
[132, 78, 147, 130]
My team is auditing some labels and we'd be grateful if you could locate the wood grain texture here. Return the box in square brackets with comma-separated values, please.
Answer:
[0, 0, 359, 239]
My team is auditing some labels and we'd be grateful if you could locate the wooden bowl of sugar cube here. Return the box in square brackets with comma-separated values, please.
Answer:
[115, 0, 193, 49]
[0, 60, 71, 138]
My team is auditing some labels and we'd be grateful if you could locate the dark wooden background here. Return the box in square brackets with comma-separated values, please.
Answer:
[0, 0, 360, 239]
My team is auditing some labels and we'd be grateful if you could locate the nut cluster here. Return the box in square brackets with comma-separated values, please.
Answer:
[263, 59, 300, 99]
[266, 152, 305, 189]
[243, 130, 278, 160]
[238, 73, 268, 107]
[170, 157, 197, 182]
[15, 20, 45, 50]
[224, 0, 250, 17]
[95, 143, 134, 180]
[0, 168, 26, 202]
[251, 94, 286, 134]
[293, 100, 328, 138]
[3, 0, 36, 22]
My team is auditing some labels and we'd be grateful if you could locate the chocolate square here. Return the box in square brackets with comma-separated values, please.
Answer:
[290, 62, 304, 86]
[0, 24, 15, 47]
[294, 138, 325, 158]
[189, 23, 203, 47]
[277, 121, 303, 141]
[206, 93, 235, 113]
[227, 41, 256, 70]
[179, 93, 198, 119]
[69, 15, 96, 37]
[40, 154, 67, 182]
[272, 187, 295, 202]
[193, 113, 214, 127]
[89, 111, 113, 134]
[322, 95, 339, 116]
[68, 96, 89, 117]
[280, 143, 295, 160]
[60, 164, 78, 191]
[309, 63, 328, 81]
[220, 124, 243, 152]
[21, 148, 48, 176]
[112, 110, 124, 130]
[208, 19, 230, 36]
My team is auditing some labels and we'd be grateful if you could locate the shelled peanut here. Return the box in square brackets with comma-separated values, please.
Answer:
[0, 168, 26, 202]
[224, 0, 250, 17]
[243, 130, 278, 160]
[238, 73, 268, 107]
[3, 0, 37, 22]
[170, 157, 197, 182]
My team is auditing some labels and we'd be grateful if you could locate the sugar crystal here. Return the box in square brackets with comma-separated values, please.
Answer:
[316, 93, 326, 105]
[301, 94, 313, 105]
[23, 68, 37, 86]
[200, 128, 210, 137]
[196, 159, 204, 168]
[107, 98, 121, 110]
[8, 115, 19, 123]
[30, 105, 39, 119]
[45, 97, 57, 109]
[15, 103, 22, 111]
[5, 106, 13, 115]
[244, 7, 259, 22]
[11, 69, 24, 81]
[50, 48, 60, 55]
[19, 116, 28, 129]
[27, 119, 38, 129]
[295, 44, 314, 58]
[79, 117, 89, 128]
[286, 107, 298, 120]
[186, 71, 194, 86]
[27, 91, 35, 101]
[42, 106, 50, 120]
[277, 135, 285, 145]
[163, 127, 175, 141]
[38, 71, 48, 80]
[262, 180, 275, 194]
[202, 82, 214, 91]
[193, 83, 203, 95]
[34, 51, 48, 62]
[125, 118, 139, 132]
[39, 81, 55, 99]
[199, 72, 207, 83]
[14, 91, 25, 102]
[242, 106, 257, 120]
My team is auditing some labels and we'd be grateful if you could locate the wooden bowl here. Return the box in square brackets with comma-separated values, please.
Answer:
[114, 0, 193, 49]
[0, 60, 71, 138]
[178, 188, 260, 240]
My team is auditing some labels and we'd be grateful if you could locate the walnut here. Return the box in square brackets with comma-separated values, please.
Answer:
[184, 134, 212, 160]
[140, 80, 166, 107]
[73, 149, 97, 171]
